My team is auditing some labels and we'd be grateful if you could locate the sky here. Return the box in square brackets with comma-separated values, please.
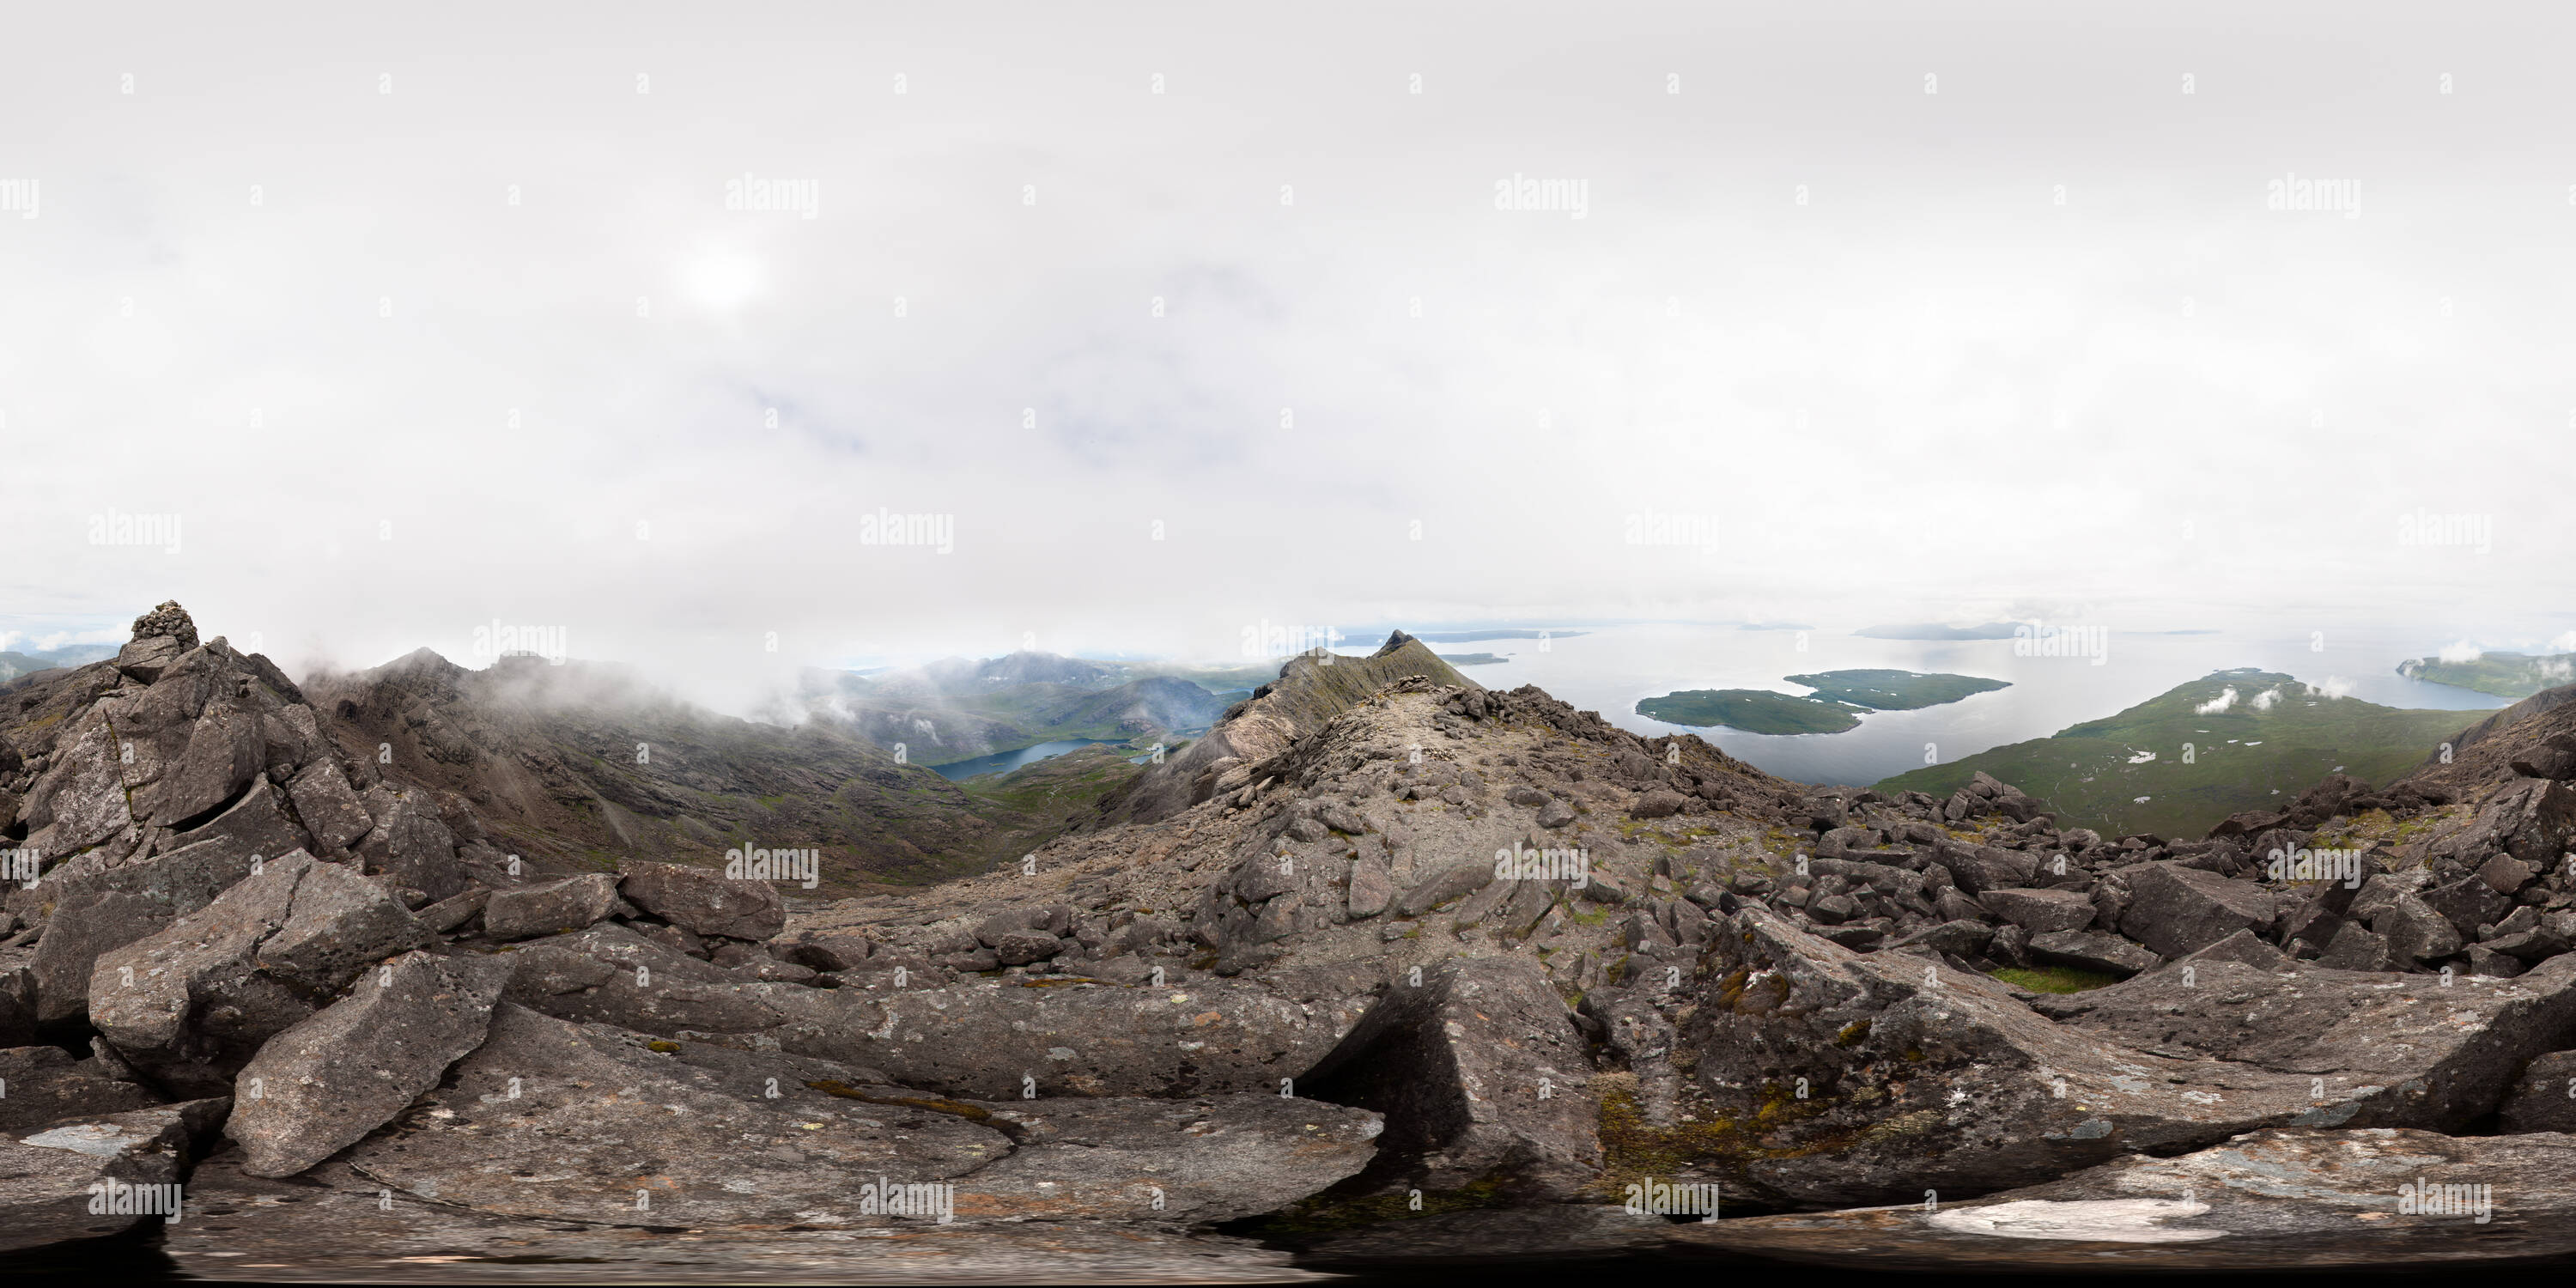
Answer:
[3, 1, 2572, 712]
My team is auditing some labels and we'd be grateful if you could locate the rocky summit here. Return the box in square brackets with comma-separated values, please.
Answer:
[5, 603, 2576, 1275]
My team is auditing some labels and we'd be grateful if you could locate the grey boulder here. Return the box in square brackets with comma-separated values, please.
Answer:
[482, 872, 621, 941]
[0, 1099, 226, 1252]
[226, 950, 515, 1177]
[2116, 862, 2275, 957]
[618, 861, 788, 940]
[0, 1045, 161, 1132]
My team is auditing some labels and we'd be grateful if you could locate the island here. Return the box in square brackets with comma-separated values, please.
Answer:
[2397, 652, 2576, 700]
[1635, 690, 1866, 734]
[1784, 668, 2011, 710]
[1636, 669, 2009, 736]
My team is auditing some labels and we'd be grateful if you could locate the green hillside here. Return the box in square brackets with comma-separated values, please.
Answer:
[2397, 651, 2576, 700]
[1874, 668, 2476, 839]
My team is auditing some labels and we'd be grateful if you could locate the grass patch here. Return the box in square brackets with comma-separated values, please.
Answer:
[1989, 964, 2121, 993]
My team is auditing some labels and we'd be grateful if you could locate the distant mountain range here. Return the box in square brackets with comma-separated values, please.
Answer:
[1852, 622, 2023, 640]
[803, 652, 1242, 766]
[0, 643, 116, 683]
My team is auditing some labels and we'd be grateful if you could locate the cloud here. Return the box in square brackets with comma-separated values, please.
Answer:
[2194, 687, 2239, 715]
[2251, 687, 2283, 712]
[2439, 640, 2485, 663]
[5, 4, 2575, 710]
[2311, 676, 2354, 699]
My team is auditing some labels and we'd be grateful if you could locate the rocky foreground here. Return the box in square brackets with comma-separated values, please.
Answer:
[4, 605, 2576, 1277]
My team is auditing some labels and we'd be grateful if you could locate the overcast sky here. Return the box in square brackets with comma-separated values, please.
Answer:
[4, 1, 2572, 709]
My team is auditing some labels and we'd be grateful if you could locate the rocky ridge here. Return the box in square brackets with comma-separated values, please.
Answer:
[5, 605, 2576, 1272]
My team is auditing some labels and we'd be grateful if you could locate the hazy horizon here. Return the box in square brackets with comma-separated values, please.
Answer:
[9, 0, 2574, 714]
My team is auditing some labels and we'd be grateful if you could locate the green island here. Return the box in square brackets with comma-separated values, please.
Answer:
[1874, 667, 2477, 840]
[1637, 668, 2008, 735]
[1783, 668, 2010, 710]
[2397, 651, 2576, 700]
[1437, 653, 1507, 666]
[1636, 690, 1869, 735]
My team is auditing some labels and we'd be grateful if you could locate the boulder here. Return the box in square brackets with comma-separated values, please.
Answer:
[948, 1092, 1382, 1223]
[1347, 858, 1394, 918]
[0, 1099, 225, 1253]
[252, 859, 430, 987]
[2420, 877, 2513, 941]
[2476, 778, 2576, 866]
[482, 873, 621, 941]
[501, 923, 786, 1036]
[1937, 843, 2039, 896]
[2116, 862, 2273, 957]
[754, 974, 1358, 1101]
[27, 836, 264, 1023]
[1671, 906, 2318, 1207]
[0, 1045, 161, 1132]
[2372, 896, 2464, 964]
[1679, 1127, 2576, 1270]
[2318, 920, 2397, 971]
[1301, 956, 1600, 1202]
[774, 929, 873, 972]
[2499, 1049, 2576, 1133]
[1393, 862, 1495, 918]
[144, 702, 264, 828]
[225, 951, 515, 1177]
[283, 760, 374, 852]
[91, 852, 428, 1094]
[2026, 930, 2160, 979]
[1631, 790, 1687, 819]
[346, 1005, 1005, 1226]
[618, 861, 788, 940]
[113, 635, 186, 685]
[356, 790, 465, 902]
[343, 1003, 1376, 1226]
[1978, 888, 2099, 935]
[16, 716, 137, 858]
[2036, 954, 2576, 1132]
